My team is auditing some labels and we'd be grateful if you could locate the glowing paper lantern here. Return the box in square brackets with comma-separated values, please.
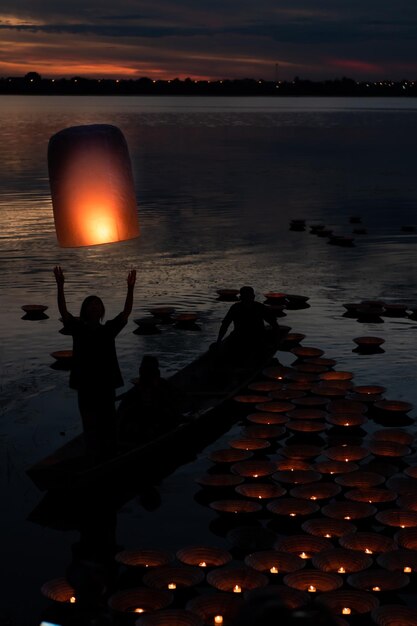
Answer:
[48, 124, 140, 247]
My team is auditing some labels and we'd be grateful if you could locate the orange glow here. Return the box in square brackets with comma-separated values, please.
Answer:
[48, 124, 140, 247]
[233, 585, 242, 593]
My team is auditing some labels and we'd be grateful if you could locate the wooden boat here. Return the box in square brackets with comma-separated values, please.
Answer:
[26, 325, 290, 491]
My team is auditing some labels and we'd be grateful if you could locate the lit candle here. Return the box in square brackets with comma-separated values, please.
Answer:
[233, 584, 242, 593]
[199, 561, 207, 567]
[308, 585, 316, 593]
[69, 596, 76, 604]
[338, 567, 346, 574]
[365, 548, 373, 554]
[404, 566, 412, 573]
[299, 552, 309, 559]
[372, 586, 381, 592]
[290, 513, 297, 517]
[345, 458, 349, 462]
[168, 583, 177, 590]
[214, 616, 224, 625]
[134, 608, 145, 614]
[344, 516, 351, 520]
[342, 607, 351, 615]
[310, 496, 317, 500]
[270, 566, 279, 574]
[344, 422, 350, 426]
[253, 474, 259, 478]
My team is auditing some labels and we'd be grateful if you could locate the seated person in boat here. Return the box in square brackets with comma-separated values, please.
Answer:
[117, 355, 182, 442]
[215, 286, 279, 361]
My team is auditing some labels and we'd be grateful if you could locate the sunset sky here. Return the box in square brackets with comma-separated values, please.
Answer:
[1, 1, 416, 81]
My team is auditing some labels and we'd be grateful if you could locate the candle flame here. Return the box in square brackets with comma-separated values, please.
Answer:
[338, 567, 346, 573]
[308, 585, 316, 592]
[199, 562, 207, 567]
[168, 583, 177, 590]
[365, 548, 373, 554]
[404, 566, 412, 573]
[214, 616, 224, 625]
[372, 586, 381, 591]
[233, 584, 242, 593]
[270, 566, 279, 574]
[69, 596, 76, 603]
[342, 608, 351, 615]
[134, 608, 145, 613]
[299, 552, 309, 559]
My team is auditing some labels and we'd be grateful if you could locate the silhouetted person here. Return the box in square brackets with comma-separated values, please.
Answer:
[216, 286, 279, 361]
[53, 265, 136, 462]
[117, 354, 181, 441]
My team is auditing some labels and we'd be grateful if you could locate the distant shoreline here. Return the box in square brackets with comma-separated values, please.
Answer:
[1, 75, 416, 97]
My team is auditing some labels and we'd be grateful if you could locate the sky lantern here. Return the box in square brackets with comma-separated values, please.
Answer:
[48, 124, 140, 247]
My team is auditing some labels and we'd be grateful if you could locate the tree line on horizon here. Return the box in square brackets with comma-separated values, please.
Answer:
[0, 72, 416, 96]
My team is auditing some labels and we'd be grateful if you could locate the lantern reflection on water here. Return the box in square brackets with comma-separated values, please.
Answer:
[48, 124, 140, 247]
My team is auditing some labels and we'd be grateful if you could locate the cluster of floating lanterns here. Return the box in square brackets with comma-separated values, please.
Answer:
[41, 336, 417, 623]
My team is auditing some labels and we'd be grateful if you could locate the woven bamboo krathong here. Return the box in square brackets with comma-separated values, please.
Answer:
[274, 535, 333, 559]
[266, 497, 320, 519]
[176, 546, 232, 569]
[371, 604, 417, 626]
[107, 588, 173, 614]
[290, 482, 341, 501]
[373, 429, 414, 446]
[272, 469, 321, 485]
[206, 565, 268, 593]
[209, 500, 263, 516]
[375, 509, 417, 529]
[313, 460, 359, 475]
[231, 460, 277, 479]
[115, 549, 175, 568]
[339, 532, 398, 555]
[335, 471, 385, 488]
[186, 592, 244, 626]
[312, 548, 373, 574]
[291, 346, 325, 359]
[244, 550, 306, 575]
[315, 589, 380, 615]
[324, 445, 370, 463]
[228, 438, 271, 452]
[142, 566, 205, 590]
[246, 412, 288, 425]
[377, 549, 417, 573]
[235, 483, 286, 500]
[302, 518, 357, 539]
[368, 441, 412, 459]
[283, 570, 343, 593]
[40, 578, 77, 604]
[344, 488, 397, 504]
[321, 501, 377, 521]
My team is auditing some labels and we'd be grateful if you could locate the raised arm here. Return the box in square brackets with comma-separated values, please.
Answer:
[53, 265, 71, 322]
[217, 308, 233, 344]
[122, 269, 136, 321]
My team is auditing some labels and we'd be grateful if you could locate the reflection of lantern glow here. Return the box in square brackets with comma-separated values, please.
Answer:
[48, 124, 140, 247]
[308, 585, 316, 593]
[233, 585, 242, 593]
[270, 566, 279, 574]
[342, 608, 351, 615]
[214, 616, 224, 625]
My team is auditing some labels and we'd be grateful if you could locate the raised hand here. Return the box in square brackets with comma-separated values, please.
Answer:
[127, 269, 136, 288]
[53, 265, 65, 286]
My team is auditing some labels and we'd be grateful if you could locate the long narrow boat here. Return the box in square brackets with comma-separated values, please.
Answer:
[26, 325, 290, 491]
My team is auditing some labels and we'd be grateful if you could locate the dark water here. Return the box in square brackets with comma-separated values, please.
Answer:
[1, 96, 417, 625]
